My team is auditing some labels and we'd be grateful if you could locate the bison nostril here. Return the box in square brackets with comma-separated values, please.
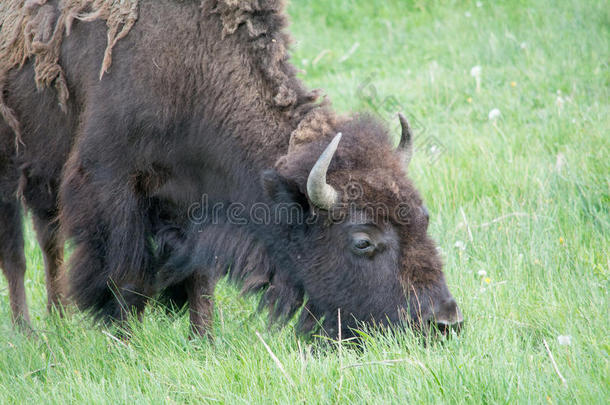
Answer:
[434, 319, 464, 336]
[432, 298, 464, 333]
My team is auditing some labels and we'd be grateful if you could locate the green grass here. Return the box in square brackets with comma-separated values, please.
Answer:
[1, 0, 608, 403]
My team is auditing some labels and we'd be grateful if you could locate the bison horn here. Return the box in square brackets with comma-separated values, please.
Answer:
[398, 113, 413, 167]
[307, 132, 342, 210]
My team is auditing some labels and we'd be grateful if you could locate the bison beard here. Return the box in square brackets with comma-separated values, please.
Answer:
[0, 0, 462, 338]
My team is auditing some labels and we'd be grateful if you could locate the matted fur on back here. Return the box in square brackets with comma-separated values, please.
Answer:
[0, 0, 138, 144]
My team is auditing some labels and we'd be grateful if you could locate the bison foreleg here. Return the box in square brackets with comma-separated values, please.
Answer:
[31, 214, 66, 315]
[60, 150, 156, 323]
[0, 198, 30, 328]
[186, 272, 216, 339]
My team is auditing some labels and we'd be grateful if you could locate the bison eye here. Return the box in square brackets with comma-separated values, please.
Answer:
[351, 232, 376, 256]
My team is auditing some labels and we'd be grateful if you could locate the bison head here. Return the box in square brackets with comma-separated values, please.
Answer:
[262, 113, 462, 339]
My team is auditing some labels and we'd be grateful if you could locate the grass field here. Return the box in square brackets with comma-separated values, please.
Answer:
[1, 0, 608, 403]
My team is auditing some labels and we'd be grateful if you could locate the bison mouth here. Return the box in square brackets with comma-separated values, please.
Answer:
[295, 302, 464, 343]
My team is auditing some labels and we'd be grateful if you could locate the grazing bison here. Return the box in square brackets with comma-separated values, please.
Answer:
[0, 0, 462, 338]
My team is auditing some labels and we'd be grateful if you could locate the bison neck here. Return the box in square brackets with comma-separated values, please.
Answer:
[151, 102, 304, 215]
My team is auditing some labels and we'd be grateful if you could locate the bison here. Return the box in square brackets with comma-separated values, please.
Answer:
[0, 0, 462, 339]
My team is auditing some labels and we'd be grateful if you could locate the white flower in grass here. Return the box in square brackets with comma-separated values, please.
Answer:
[454, 240, 466, 250]
[555, 153, 566, 172]
[488, 108, 501, 121]
[476, 1, 483, 7]
[477, 269, 487, 277]
[429, 60, 439, 83]
[465, 11, 472, 18]
[557, 335, 572, 346]
[470, 65, 482, 92]
[470, 65, 482, 77]
[556, 94, 565, 107]
[520, 42, 527, 50]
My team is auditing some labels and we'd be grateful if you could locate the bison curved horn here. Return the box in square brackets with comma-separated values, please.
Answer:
[398, 113, 414, 167]
[307, 133, 342, 210]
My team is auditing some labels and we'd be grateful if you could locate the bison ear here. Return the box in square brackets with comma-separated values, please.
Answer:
[261, 170, 309, 208]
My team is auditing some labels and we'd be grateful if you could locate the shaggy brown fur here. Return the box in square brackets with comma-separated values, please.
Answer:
[211, 0, 319, 112]
[0, 0, 462, 339]
[0, 0, 138, 144]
